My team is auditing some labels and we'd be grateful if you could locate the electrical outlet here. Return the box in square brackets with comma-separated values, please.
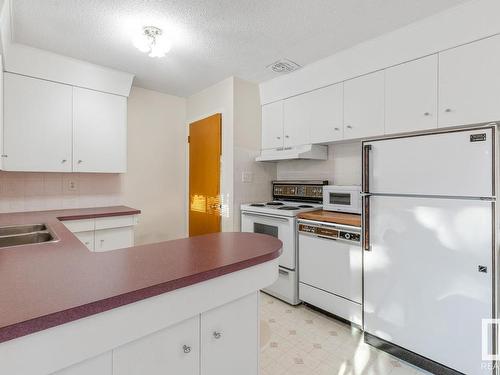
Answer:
[242, 171, 253, 183]
[68, 180, 78, 191]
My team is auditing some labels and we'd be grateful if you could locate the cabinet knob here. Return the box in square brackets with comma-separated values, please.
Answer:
[334, 127, 340, 131]
[346, 125, 353, 129]
[183, 345, 191, 354]
[424, 112, 430, 116]
[285, 135, 290, 138]
[61, 159, 67, 163]
[78, 160, 83, 164]
[213, 331, 222, 339]
[276, 136, 281, 139]
[445, 108, 452, 113]
[1, 154, 7, 158]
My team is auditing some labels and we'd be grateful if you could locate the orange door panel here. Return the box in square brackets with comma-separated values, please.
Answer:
[189, 113, 221, 236]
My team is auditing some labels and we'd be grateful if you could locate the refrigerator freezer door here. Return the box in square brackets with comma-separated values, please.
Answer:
[365, 127, 494, 197]
[364, 196, 493, 374]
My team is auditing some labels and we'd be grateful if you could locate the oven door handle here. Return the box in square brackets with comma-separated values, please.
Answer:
[241, 212, 291, 222]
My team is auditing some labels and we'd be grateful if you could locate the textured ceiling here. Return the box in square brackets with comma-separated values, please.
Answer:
[11, 0, 469, 97]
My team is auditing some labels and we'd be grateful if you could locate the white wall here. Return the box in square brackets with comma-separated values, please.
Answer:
[186, 77, 235, 232]
[260, 0, 500, 104]
[186, 77, 275, 232]
[276, 142, 361, 186]
[233, 78, 276, 230]
[121, 87, 187, 244]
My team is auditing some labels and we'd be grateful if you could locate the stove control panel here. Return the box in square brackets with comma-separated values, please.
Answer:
[272, 180, 327, 203]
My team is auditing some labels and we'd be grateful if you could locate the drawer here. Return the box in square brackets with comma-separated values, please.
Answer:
[75, 231, 95, 251]
[299, 282, 362, 326]
[95, 215, 136, 230]
[95, 226, 134, 252]
[62, 219, 95, 233]
[263, 267, 298, 305]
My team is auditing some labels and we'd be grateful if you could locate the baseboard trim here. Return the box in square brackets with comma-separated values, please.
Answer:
[364, 333, 465, 375]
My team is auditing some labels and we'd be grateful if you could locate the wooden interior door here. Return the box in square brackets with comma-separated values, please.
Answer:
[189, 114, 222, 236]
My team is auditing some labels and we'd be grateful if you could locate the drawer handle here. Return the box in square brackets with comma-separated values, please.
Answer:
[183, 345, 191, 353]
[279, 269, 289, 276]
[213, 331, 222, 339]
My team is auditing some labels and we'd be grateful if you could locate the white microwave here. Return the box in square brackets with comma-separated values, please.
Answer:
[322, 185, 362, 214]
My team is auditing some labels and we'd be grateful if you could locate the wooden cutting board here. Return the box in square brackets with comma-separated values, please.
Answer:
[297, 210, 362, 227]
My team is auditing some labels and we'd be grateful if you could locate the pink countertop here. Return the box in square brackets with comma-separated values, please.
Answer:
[0, 206, 282, 343]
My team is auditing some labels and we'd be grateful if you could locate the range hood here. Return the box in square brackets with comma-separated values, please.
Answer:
[256, 144, 328, 162]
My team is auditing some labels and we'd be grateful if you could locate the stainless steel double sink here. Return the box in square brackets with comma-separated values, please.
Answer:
[0, 224, 56, 248]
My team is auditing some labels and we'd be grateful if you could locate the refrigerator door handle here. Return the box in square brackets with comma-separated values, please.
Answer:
[362, 144, 372, 251]
[362, 144, 372, 193]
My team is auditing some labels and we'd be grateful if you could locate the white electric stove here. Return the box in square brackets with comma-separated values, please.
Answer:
[240, 180, 327, 305]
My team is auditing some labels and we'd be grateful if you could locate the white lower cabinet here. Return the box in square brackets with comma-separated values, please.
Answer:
[52, 352, 112, 375]
[95, 227, 134, 252]
[113, 316, 200, 375]
[201, 293, 258, 375]
[62, 215, 137, 252]
[74, 230, 95, 251]
[110, 292, 258, 375]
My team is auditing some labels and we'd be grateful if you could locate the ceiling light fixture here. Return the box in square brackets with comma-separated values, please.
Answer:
[133, 26, 171, 58]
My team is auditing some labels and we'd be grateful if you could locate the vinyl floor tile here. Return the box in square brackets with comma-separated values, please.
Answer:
[259, 292, 429, 375]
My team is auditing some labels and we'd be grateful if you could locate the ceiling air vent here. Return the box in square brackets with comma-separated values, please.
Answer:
[267, 59, 301, 74]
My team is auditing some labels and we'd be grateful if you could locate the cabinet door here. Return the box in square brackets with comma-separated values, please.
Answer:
[94, 226, 134, 252]
[385, 55, 438, 134]
[75, 231, 95, 251]
[201, 292, 258, 375]
[113, 316, 199, 375]
[284, 83, 343, 145]
[439, 35, 500, 127]
[283, 95, 310, 147]
[344, 71, 385, 139]
[261, 101, 283, 149]
[52, 352, 112, 375]
[73, 87, 127, 173]
[3, 73, 72, 172]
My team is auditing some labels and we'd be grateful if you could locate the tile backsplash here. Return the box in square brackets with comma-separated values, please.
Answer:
[0, 172, 122, 213]
[276, 142, 362, 185]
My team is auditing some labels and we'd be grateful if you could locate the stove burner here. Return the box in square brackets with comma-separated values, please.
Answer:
[266, 202, 285, 206]
[297, 205, 313, 208]
[278, 206, 300, 210]
[250, 203, 265, 207]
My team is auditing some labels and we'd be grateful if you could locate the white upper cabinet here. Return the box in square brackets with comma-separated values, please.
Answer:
[385, 55, 438, 134]
[73, 87, 127, 173]
[261, 101, 284, 149]
[284, 83, 343, 144]
[283, 96, 310, 148]
[439, 34, 500, 127]
[3, 73, 72, 172]
[343, 71, 385, 140]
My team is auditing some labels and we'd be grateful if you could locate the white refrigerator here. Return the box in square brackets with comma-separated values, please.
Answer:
[362, 125, 497, 375]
